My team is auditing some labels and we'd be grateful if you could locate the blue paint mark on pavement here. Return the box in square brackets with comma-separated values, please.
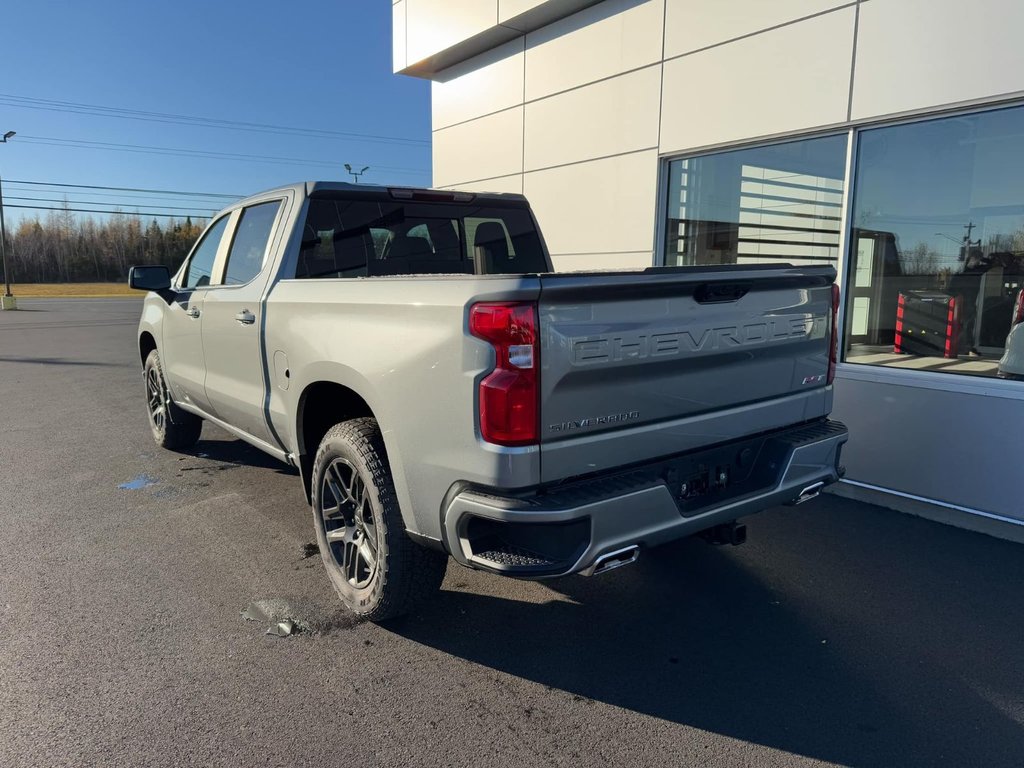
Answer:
[119, 474, 158, 490]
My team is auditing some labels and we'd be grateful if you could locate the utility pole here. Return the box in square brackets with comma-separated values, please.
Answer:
[344, 164, 369, 184]
[961, 220, 981, 260]
[0, 130, 15, 310]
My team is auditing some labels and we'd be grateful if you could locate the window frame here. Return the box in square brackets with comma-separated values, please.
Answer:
[175, 213, 235, 291]
[656, 97, 1024, 394]
[656, 130, 852, 271]
[840, 106, 1024, 385]
[215, 198, 286, 289]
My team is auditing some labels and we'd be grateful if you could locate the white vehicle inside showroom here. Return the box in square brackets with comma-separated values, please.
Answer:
[998, 291, 1024, 378]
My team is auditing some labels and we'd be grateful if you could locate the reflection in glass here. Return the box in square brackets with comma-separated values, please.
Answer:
[223, 201, 281, 286]
[664, 135, 848, 268]
[182, 216, 229, 289]
[846, 106, 1024, 379]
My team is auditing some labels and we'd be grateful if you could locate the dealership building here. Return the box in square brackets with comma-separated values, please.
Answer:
[393, 0, 1024, 537]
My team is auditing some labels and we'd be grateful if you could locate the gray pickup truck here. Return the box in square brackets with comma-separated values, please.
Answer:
[130, 182, 848, 621]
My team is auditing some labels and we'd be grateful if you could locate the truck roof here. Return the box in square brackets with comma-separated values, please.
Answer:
[231, 181, 529, 210]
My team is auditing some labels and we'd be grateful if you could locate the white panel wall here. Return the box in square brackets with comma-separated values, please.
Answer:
[551, 252, 652, 271]
[432, 107, 524, 187]
[832, 372, 1024, 520]
[852, 0, 1024, 120]
[659, 7, 855, 153]
[393, 1, 407, 72]
[524, 65, 660, 170]
[524, 0, 663, 100]
[428, 0, 665, 269]
[446, 174, 524, 195]
[499, 0, 547, 23]
[405, 0, 499, 66]
[664, 0, 851, 58]
[432, 38, 524, 130]
[416, 0, 1024, 272]
[523, 150, 658, 256]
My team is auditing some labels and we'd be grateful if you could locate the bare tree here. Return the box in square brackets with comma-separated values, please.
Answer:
[7, 210, 205, 284]
[902, 242, 942, 275]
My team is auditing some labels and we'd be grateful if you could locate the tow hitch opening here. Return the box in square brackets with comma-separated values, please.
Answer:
[701, 521, 747, 546]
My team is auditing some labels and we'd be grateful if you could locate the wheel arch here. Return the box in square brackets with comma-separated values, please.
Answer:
[137, 296, 166, 368]
[295, 380, 375, 504]
[139, 331, 158, 366]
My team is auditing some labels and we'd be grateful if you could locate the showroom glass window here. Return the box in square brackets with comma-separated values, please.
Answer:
[845, 106, 1024, 378]
[664, 135, 848, 268]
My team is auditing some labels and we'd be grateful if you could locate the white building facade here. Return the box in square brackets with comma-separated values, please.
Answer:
[394, 0, 1024, 536]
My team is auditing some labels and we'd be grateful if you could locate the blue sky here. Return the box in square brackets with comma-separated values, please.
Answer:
[1, 0, 432, 225]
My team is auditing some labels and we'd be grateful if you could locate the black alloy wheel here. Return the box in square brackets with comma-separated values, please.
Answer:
[310, 418, 447, 621]
[146, 364, 167, 433]
[142, 349, 202, 450]
[319, 457, 380, 589]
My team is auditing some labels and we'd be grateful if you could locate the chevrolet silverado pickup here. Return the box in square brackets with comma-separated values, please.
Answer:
[130, 182, 848, 621]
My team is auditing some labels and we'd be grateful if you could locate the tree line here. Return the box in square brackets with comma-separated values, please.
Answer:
[2, 209, 206, 284]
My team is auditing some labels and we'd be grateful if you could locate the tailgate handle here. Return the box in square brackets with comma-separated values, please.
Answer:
[694, 283, 751, 304]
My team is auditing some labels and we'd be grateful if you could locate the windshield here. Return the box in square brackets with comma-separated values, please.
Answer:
[294, 198, 548, 278]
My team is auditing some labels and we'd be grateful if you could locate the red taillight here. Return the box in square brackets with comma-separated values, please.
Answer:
[469, 302, 539, 446]
[1013, 289, 1024, 326]
[828, 283, 840, 385]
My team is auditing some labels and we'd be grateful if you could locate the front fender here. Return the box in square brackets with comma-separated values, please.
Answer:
[137, 293, 166, 365]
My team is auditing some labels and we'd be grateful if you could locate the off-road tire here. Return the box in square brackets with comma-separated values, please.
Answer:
[143, 349, 202, 451]
[311, 418, 447, 622]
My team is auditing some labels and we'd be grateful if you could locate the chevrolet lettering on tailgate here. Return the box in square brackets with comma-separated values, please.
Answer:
[570, 317, 813, 365]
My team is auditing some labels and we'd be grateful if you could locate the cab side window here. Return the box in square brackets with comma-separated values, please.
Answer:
[222, 201, 281, 286]
[182, 216, 230, 289]
[294, 200, 382, 279]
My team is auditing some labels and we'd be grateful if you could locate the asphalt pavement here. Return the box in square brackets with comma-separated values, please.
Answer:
[1, 298, 1022, 767]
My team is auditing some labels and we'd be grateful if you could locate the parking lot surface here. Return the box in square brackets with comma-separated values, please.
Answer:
[1, 298, 1022, 767]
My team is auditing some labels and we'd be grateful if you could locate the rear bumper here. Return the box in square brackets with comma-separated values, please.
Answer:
[441, 419, 848, 578]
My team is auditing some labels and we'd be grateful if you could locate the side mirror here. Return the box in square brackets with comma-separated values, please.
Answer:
[129, 265, 171, 292]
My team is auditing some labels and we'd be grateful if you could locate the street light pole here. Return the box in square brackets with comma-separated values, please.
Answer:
[0, 130, 15, 309]
[344, 163, 369, 184]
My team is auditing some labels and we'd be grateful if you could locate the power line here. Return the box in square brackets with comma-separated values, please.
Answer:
[16, 135, 432, 176]
[5, 185, 236, 206]
[7, 203, 210, 219]
[6, 195, 219, 213]
[18, 135, 346, 169]
[6, 178, 243, 198]
[0, 93, 431, 147]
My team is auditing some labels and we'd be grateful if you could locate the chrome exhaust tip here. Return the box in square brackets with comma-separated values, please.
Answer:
[586, 545, 640, 576]
[792, 481, 826, 505]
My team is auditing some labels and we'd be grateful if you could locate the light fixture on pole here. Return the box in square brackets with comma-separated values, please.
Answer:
[0, 130, 16, 310]
[344, 164, 369, 184]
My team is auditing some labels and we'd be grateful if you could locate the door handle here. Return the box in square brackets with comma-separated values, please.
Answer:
[235, 309, 256, 325]
[187, 306, 201, 318]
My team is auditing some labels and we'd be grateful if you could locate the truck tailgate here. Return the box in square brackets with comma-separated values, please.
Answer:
[537, 265, 835, 482]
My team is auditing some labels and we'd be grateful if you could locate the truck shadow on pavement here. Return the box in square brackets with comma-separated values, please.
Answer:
[188, 437, 300, 476]
[0, 355, 128, 366]
[393, 501, 1024, 767]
